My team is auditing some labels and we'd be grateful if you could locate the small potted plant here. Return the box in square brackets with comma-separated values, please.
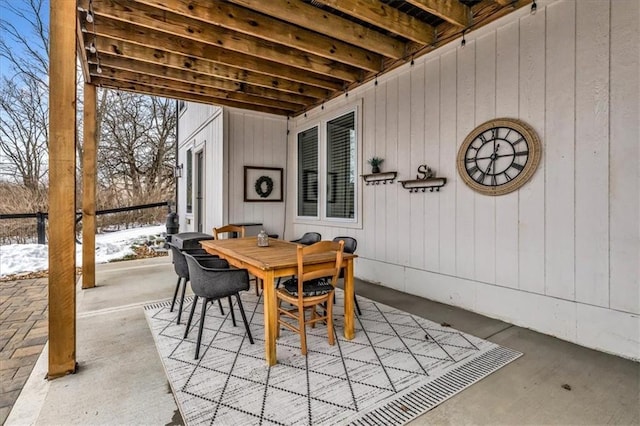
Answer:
[368, 156, 384, 174]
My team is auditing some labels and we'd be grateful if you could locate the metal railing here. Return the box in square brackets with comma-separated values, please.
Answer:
[0, 201, 171, 244]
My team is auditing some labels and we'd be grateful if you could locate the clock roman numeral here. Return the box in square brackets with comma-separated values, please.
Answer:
[491, 174, 498, 186]
[511, 163, 524, 171]
[502, 171, 513, 182]
[467, 165, 480, 175]
[514, 150, 529, 156]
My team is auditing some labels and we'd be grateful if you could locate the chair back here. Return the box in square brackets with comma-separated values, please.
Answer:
[295, 240, 344, 297]
[184, 254, 249, 299]
[293, 232, 322, 245]
[168, 243, 190, 279]
[333, 236, 357, 254]
[213, 224, 245, 239]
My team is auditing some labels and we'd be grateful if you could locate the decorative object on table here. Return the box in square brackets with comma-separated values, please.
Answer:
[361, 171, 397, 185]
[257, 229, 269, 247]
[244, 166, 283, 202]
[145, 288, 522, 425]
[399, 164, 447, 192]
[367, 156, 384, 174]
[456, 118, 542, 196]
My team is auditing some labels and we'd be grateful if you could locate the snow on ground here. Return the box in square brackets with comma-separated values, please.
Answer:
[0, 225, 166, 278]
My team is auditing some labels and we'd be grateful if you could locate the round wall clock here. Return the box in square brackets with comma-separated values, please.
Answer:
[456, 118, 541, 196]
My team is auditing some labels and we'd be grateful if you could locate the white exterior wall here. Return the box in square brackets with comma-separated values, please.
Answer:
[177, 103, 224, 233]
[286, 0, 639, 360]
[225, 109, 288, 237]
[178, 105, 287, 236]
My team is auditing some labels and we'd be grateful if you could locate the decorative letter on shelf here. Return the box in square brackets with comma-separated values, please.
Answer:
[399, 165, 447, 193]
[361, 171, 397, 185]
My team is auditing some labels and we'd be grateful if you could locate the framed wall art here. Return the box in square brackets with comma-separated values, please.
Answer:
[244, 166, 284, 202]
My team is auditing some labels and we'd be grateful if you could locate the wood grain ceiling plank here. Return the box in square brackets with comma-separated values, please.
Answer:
[227, 0, 405, 59]
[405, 0, 470, 28]
[90, 40, 331, 100]
[96, 67, 303, 111]
[87, 18, 346, 91]
[93, 77, 295, 116]
[84, 0, 364, 81]
[134, 0, 383, 72]
[312, 0, 435, 45]
[94, 55, 314, 106]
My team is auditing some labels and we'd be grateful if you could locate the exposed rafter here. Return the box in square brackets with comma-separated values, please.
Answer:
[77, 0, 530, 116]
[225, 0, 405, 59]
[405, 0, 470, 28]
[311, 0, 435, 45]
[133, 0, 383, 72]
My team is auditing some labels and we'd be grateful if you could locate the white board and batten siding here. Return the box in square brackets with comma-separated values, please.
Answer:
[225, 108, 288, 238]
[286, 0, 639, 360]
[177, 103, 224, 233]
[178, 104, 287, 236]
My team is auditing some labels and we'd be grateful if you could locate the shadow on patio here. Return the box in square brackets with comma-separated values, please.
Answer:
[5, 256, 639, 425]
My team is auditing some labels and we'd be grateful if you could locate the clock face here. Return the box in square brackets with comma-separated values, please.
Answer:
[456, 118, 541, 196]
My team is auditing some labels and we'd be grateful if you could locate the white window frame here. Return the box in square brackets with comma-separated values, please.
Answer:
[294, 103, 362, 228]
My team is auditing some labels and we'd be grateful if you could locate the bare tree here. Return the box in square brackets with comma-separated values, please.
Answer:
[0, 0, 49, 191]
[97, 90, 176, 204]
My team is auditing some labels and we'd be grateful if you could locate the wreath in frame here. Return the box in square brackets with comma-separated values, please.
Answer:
[254, 175, 274, 198]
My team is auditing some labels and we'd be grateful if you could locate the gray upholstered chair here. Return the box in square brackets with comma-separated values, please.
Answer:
[184, 253, 254, 359]
[291, 232, 322, 245]
[332, 236, 361, 316]
[168, 243, 226, 325]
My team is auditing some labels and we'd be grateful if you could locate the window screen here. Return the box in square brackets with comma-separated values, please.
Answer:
[326, 112, 355, 219]
[297, 127, 318, 217]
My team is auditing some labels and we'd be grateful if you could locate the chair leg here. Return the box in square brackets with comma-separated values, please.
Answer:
[354, 294, 362, 316]
[327, 294, 335, 346]
[235, 294, 254, 344]
[177, 278, 187, 324]
[195, 298, 209, 360]
[217, 299, 224, 315]
[170, 276, 181, 312]
[299, 304, 307, 356]
[276, 299, 281, 339]
[228, 296, 236, 326]
[184, 295, 199, 338]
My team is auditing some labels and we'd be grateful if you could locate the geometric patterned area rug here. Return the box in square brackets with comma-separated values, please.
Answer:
[144, 289, 522, 425]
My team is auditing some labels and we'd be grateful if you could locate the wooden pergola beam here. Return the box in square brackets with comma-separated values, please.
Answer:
[88, 21, 347, 90]
[94, 54, 328, 101]
[93, 67, 302, 111]
[82, 83, 97, 290]
[48, 0, 77, 379]
[96, 56, 315, 106]
[93, 78, 295, 116]
[133, 0, 383, 72]
[313, 0, 435, 45]
[227, 0, 406, 59]
[405, 0, 470, 28]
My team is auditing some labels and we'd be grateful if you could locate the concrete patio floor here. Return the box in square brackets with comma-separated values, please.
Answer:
[6, 256, 639, 425]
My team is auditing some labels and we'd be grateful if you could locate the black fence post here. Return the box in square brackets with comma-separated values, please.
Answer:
[36, 212, 46, 244]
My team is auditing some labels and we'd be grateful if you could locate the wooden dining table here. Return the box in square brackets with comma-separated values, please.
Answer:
[200, 237, 357, 366]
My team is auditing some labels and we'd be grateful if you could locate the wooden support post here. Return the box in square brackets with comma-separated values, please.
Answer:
[48, 0, 78, 379]
[82, 84, 97, 289]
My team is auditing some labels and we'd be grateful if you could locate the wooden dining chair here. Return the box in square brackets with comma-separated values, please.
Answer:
[213, 224, 245, 239]
[276, 240, 344, 355]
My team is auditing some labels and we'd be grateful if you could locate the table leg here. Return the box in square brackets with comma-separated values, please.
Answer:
[343, 259, 355, 340]
[263, 270, 277, 365]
